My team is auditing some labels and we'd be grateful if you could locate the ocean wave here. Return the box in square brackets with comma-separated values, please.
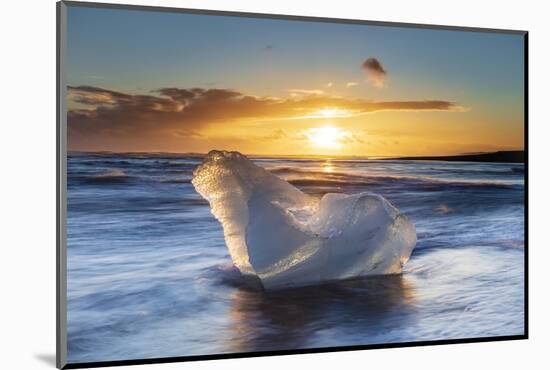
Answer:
[153, 160, 198, 168]
[196, 264, 251, 289]
[68, 165, 521, 190]
[270, 166, 522, 183]
[429, 167, 524, 175]
[76, 170, 133, 184]
[79, 160, 133, 167]
[511, 167, 525, 174]
[160, 178, 192, 184]
[69, 155, 199, 170]
[285, 174, 521, 190]
[269, 166, 366, 179]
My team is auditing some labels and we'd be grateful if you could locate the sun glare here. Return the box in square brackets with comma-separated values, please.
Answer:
[305, 126, 347, 149]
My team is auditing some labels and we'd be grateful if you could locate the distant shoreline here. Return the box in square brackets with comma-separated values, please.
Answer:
[67, 150, 525, 163]
[388, 151, 524, 164]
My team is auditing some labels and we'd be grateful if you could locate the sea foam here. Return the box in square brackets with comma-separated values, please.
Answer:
[192, 150, 416, 290]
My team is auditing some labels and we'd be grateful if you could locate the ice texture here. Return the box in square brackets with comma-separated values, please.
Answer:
[192, 150, 417, 290]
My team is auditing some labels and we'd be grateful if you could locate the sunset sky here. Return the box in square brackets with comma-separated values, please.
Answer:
[66, 5, 525, 156]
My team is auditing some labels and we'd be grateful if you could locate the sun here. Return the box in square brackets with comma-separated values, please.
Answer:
[305, 126, 347, 149]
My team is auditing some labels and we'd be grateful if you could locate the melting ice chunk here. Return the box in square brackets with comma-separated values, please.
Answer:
[192, 150, 416, 290]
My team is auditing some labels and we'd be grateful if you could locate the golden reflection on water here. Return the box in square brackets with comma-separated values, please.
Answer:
[224, 275, 416, 353]
[322, 160, 334, 173]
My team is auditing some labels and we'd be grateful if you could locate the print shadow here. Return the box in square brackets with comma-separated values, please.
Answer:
[33, 353, 56, 366]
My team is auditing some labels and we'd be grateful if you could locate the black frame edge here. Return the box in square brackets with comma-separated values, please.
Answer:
[56, 2, 61, 368]
[523, 32, 529, 339]
[57, 1, 68, 369]
[63, 335, 527, 369]
[61, 0, 527, 35]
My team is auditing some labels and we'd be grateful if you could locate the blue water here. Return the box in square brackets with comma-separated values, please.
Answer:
[66, 154, 525, 364]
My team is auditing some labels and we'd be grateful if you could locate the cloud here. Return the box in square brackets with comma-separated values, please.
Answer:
[67, 85, 464, 150]
[288, 88, 325, 96]
[346, 82, 358, 88]
[262, 129, 288, 141]
[69, 85, 134, 106]
[362, 57, 388, 87]
[327, 82, 333, 87]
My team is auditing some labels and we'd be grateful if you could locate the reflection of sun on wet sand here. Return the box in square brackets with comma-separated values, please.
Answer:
[224, 275, 417, 353]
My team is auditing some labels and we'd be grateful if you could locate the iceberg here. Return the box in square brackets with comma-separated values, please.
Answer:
[192, 150, 416, 290]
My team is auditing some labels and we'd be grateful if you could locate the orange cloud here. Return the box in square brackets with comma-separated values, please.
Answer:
[67, 85, 464, 150]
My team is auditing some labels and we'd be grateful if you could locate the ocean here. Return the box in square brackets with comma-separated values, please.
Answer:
[66, 153, 525, 364]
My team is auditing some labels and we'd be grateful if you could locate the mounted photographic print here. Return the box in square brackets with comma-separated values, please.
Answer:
[56, 1, 528, 368]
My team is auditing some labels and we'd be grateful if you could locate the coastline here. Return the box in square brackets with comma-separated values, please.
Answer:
[387, 151, 524, 163]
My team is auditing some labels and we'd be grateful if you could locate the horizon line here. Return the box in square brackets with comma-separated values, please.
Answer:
[67, 148, 525, 159]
